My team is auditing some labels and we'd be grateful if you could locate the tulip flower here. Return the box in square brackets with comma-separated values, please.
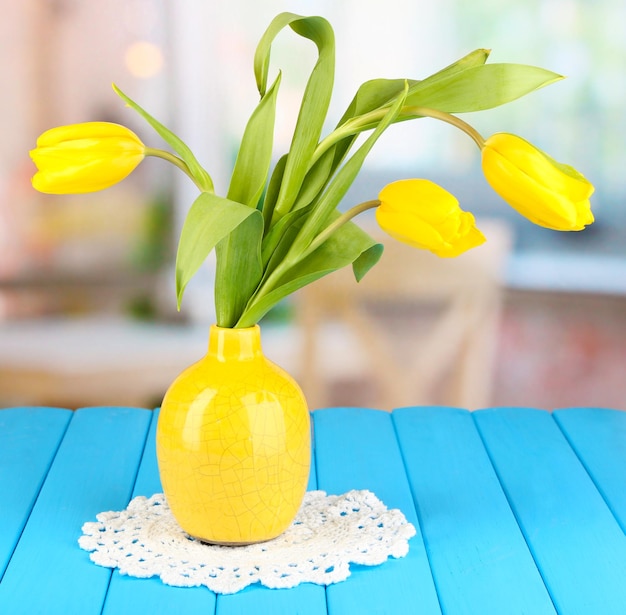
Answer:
[481, 133, 594, 231]
[30, 122, 145, 194]
[375, 179, 486, 257]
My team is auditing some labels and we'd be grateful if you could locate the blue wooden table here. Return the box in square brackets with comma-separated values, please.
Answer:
[1, 405, 626, 614]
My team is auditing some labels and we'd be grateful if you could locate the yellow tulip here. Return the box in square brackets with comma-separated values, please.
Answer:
[30, 122, 145, 194]
[376, 179, 486, 257]
[481, 133, 594, 231]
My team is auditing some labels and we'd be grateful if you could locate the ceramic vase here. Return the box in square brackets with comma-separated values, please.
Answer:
[156, 324, 310, 545]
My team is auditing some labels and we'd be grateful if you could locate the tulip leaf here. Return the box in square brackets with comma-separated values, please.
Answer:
[288, 81, 408, 258]
[113, 84, 214, 192]
[261, 204, 312, 267]
[237, 221, 382, 327]
[353, 236, 385, 282]
[420, 48, 491, 84]
[347, 79, 418, 121]
[255, 13, 335, 222]
[214, 212, 264, 327]
[315, 79, 414, 180]
[175, 193, 262, 308]
[227, 72, 282, 208]
[405, 63, 563, 112]
[296, 50, 492, 201]
[291, 147, 336, 211]
[262, 154, 287, 230]
[340, 49, 490, 123]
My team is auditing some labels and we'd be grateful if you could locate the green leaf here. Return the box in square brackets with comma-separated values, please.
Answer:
[175, 193, 262, 308]
[301, 51, 490, 197]
[214, 212, 264, 327]
[288, 81, 408, 258]
[113, 84, 214, 192]
[309, 50, 526, 172]
[254, 13, 336, 221]
[405, 63, 563, 113]
[410, 48, 490, 92]
[290, 147, 336, 211]
[352, 238, 384, 282]
[261, 204, 311, 268]
[346, 79, 418, 121]
[262, 154, 287, 230]
[237, 221, 382, 327]
[336, 49, 489, 126]
[314, 79, 414, 184]
[227, 72, 282, 208]
[254, 12, 297, 96]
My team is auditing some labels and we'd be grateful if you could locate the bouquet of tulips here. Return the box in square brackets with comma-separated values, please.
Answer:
[30, 13, 594, 328]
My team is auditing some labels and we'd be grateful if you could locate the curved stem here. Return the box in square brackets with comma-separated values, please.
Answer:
[401, 106, 486, 148]
[310, 110, 385, 167]
[311, 104, 486, 168]
[145, 147, 208, 192]
[305, 199, 380, 255]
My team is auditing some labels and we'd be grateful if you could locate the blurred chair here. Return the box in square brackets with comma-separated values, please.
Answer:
[294, 219, 512, 411]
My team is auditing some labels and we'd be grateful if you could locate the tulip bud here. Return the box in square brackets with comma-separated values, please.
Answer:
[481, 133, 594, 231]
[376, 179, 486, 257]
[30, 122, 145, 194]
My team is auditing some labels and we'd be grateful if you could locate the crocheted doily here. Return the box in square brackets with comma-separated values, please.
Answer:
[79, 490, 416, 594]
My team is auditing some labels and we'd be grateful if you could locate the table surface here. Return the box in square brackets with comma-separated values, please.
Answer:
[1, 405, 626, 615]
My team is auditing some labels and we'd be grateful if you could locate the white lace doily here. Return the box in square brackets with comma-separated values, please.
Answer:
[79, 490, 416, 594]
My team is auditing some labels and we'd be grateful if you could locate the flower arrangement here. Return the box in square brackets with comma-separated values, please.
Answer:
[30, 12, 594, 329]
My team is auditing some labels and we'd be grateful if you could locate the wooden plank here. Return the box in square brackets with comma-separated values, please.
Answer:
[393, 406, 556, 615]
[313, 407, 441, 615]
[0, 407, 71, 578]
[217, 581, 326, 615]
[0, 406, 152, 615]
[475, 407, 626, 615]
[554, 408, 626, 532]
[130, 407, 163, 497]
[102, 409, 218, 615]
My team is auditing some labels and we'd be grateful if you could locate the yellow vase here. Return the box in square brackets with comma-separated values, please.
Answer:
[156, 324, 310, 544]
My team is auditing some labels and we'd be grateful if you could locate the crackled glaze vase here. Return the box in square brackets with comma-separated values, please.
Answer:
[157, 324, 310, 545]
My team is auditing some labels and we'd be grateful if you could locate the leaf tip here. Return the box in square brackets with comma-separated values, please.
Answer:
[175, 274, 185, 311]
[112, 83, 132, 107]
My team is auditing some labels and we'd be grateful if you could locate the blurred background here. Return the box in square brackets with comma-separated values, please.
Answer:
[1, 0, 625, 410]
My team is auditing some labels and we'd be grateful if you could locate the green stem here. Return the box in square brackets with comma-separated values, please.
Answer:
[145, 147, 209, 192]
[310, 111, 382, 167]
[310, 104, 486, 168]
[402, 106, 486, 148]
[305, 199, 380, 255]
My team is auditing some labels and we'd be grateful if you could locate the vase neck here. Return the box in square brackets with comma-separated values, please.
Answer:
[207, 325, 263, 361]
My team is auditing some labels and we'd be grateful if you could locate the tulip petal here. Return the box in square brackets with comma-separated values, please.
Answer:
[379, 179, 460, 222]
[485, 133, 593, 201]
[482, 132, 594, 231]
[36, 122, 143, 148]
[30, 123, 145, 194]
[432, 222, 486, 257]
[376, 179, 485, 257]
[376, 206, 448, 251]
[482, 145, 590, 230]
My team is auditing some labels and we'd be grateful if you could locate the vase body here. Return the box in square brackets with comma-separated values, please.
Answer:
[157, 324, 310, 544]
